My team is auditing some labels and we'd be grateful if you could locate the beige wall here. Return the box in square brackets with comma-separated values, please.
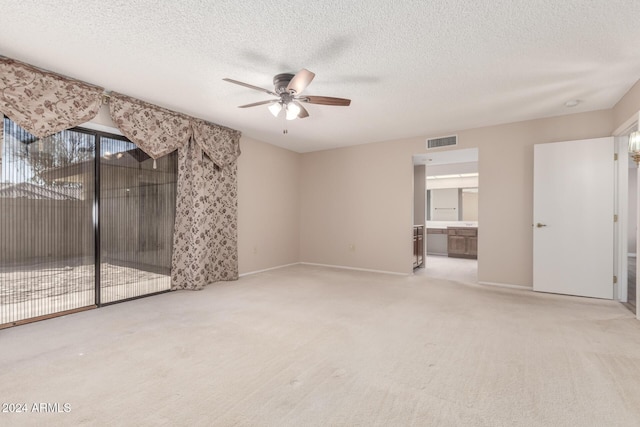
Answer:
[237, 136, 301, 274]
[300, 110, 613, 284]
[300, 140, 415, 273]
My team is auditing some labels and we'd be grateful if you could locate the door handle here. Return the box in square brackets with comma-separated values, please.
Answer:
[536, 223, 547, 228]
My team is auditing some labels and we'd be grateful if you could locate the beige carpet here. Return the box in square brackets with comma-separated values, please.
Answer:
[416, 255, 478, 285]
[1, 264, 639, 426]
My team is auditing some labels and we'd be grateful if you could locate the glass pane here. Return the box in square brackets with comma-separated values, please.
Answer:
[0, 119, 95, 324]
[99, 136, 176, 303]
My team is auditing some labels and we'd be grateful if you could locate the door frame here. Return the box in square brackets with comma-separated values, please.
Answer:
[614, 134, 628, 303]
[613, 110, 640, 319]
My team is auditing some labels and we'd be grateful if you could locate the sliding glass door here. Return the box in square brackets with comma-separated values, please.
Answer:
[1, 119, 177, 325]
[99, 135, 176, 303]
[0, 119, 96, 324]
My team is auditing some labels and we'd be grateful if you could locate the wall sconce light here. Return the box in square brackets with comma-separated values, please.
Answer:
[629, 131, 640, 164]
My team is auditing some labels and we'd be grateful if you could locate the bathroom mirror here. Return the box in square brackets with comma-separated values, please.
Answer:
[426, 187, 478, 221]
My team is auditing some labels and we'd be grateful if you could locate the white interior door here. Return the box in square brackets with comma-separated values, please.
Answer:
[533, 137, 614, 299]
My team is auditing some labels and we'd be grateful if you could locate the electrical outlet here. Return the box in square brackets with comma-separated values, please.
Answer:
[348, 243, 356, 252]
[252, 246, 258, 255]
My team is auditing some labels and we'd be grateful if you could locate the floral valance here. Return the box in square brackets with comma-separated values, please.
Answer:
[192, 119, 241, 168]
[109, 92, 192, 159]
[109, 92, 241, 167]
[0, 56, 241, 168]
[0, 56, 103, 138]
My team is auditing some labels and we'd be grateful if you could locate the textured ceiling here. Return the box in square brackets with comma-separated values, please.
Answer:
[1, 1, 640, 153]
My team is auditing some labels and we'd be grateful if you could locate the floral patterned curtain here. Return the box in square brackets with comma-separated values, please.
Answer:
[0, 113, 3, 166]
[108, 92, 192, 159]
[0, 56, 103, 138]
[171, 123, 241, 290]
[107, 94, 242, 290]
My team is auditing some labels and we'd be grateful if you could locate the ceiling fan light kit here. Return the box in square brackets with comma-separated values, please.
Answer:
[223, 69, 351, 120]
[285, 102, 301, 120]
[268, 102, 283, 117]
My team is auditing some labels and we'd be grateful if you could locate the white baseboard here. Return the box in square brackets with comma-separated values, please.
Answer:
[299, 262, 409, 276]
[238, 262, 301, 277]
[478, 281, 532, 291]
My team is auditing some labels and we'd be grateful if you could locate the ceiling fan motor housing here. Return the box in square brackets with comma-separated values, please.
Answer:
[273, 73, 294, 94]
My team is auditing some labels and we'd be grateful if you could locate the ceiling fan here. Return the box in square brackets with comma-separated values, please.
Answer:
[223, 69, 351, 120]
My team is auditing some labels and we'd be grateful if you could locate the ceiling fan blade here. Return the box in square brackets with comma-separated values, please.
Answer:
[294, 101, 309, 119]
[304, 96, 351, 106]
[237, 99, 278, 108]
[286, 69, 315, 94]
[223, 78, 277, 96]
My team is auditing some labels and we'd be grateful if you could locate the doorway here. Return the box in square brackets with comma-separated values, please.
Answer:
[611, 118, 638, 316]
[626, 132, 638, 314]
[412, 148, 479, 284]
